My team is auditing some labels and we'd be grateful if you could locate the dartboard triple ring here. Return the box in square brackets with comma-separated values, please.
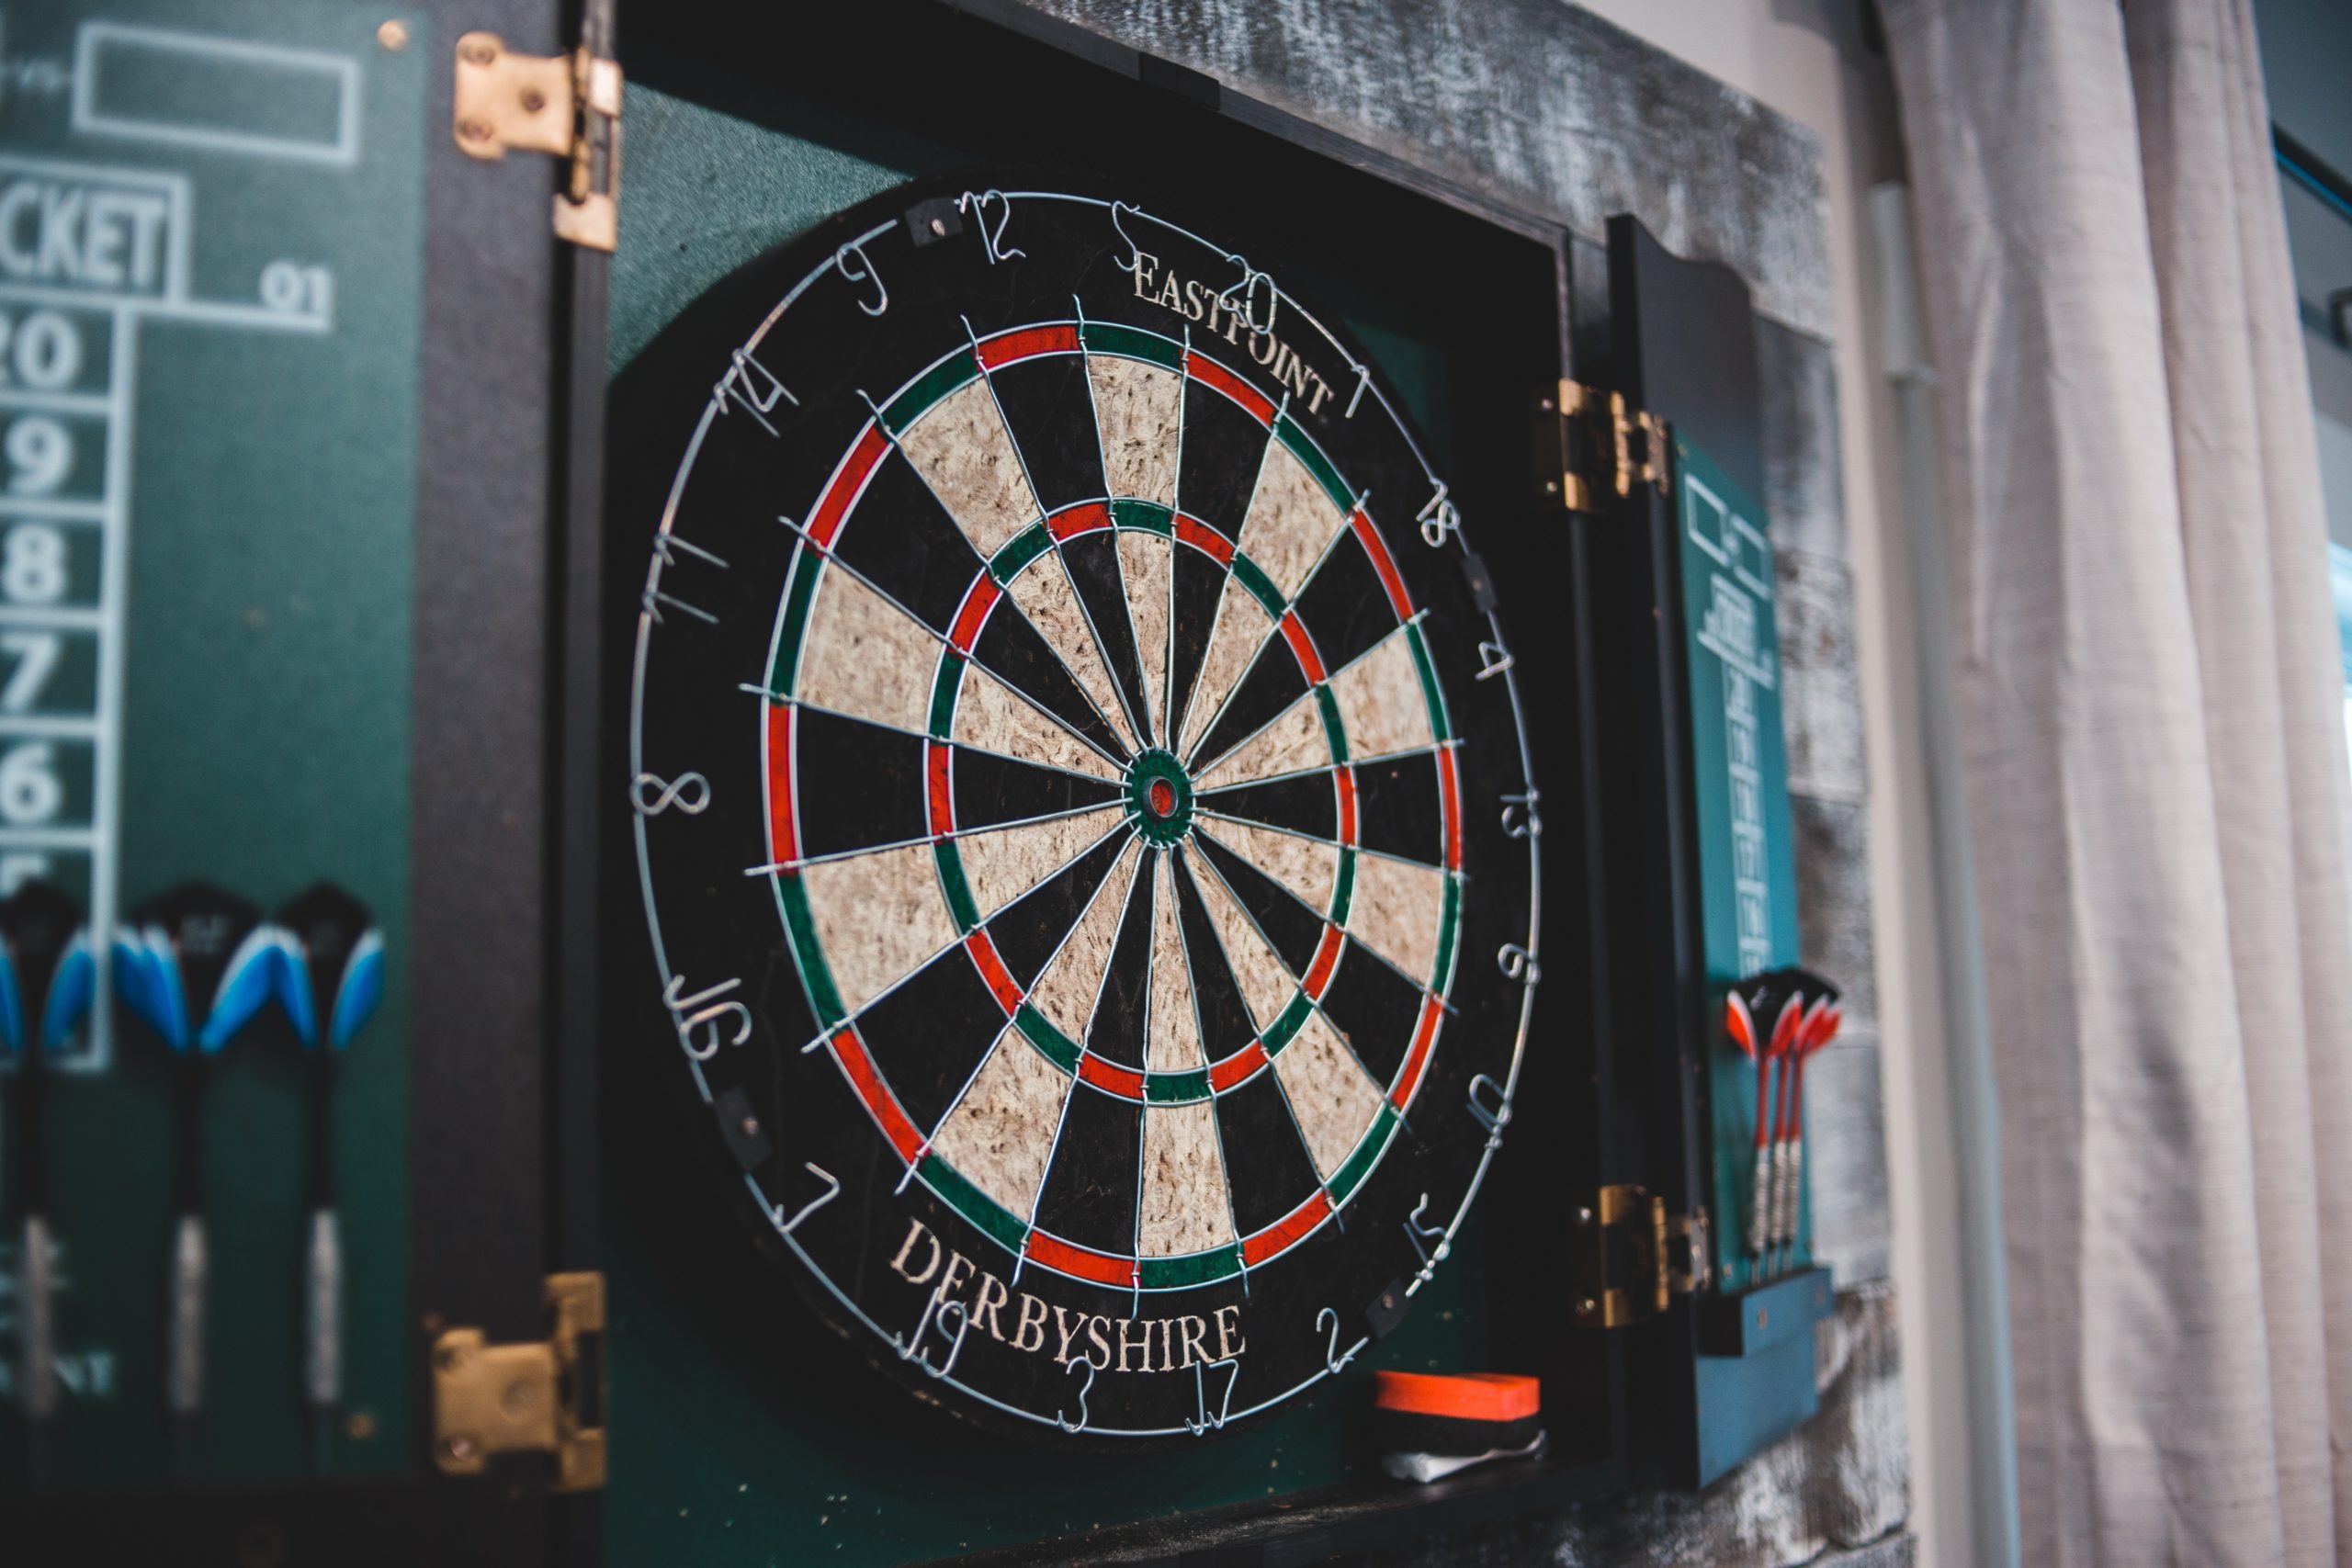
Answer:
[623, 178, 1540, 1438]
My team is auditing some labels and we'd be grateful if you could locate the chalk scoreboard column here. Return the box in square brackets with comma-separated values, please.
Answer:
[0, 153, 328, 1070]
[0, 5, 423, 1482]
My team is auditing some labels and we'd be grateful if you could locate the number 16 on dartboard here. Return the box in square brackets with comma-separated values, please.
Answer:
[0, 299, 111, 995]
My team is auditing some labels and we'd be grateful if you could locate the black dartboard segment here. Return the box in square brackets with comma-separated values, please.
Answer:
[623, 177, 1541, 1440]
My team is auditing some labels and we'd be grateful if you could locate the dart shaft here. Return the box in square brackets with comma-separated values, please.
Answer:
[167, 1211, 206, 1417]
[306, 1206, 341, 1409]
[19, 1212, 56, 1423]
[1747, 1145, 1772, 1258]
[1781, 1141, 1806, 1253]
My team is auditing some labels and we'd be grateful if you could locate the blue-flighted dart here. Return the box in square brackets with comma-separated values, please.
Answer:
[0, 880, 94, 1485]
[268, 883, 381, 1470]
[113, 882, 277, 1474]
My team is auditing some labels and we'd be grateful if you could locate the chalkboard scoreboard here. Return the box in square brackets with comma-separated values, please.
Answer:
[0, 0, 424, 1489]
[0, 3, 1838, 1562]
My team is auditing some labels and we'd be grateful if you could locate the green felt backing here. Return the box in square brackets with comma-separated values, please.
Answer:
[604, 77, 1494, 1566]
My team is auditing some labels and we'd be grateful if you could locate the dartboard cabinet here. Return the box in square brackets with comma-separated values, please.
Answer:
[2, 2, 1834, 1563]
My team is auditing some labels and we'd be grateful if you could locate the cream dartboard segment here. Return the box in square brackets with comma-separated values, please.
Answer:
[621, 178, 1540, 1439]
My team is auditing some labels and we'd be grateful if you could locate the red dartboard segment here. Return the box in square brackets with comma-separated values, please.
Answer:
[763, 704, 797, 865]
[976, 322, 1080, 368]
[1277, 612, 1326, 684]
[1172, 513, 1236, 565]
[947, 573, 1001, 652]
[1437, 746, 1463, 871]
[1390, 994, 1447, 1110]
[1242, 1191, 1333, 1267]
[964, 930, 1023, 1016]
[925, 743, 956, 838]
[1333, 765, 1360, 844]
[830, 1025, 925, 1164]
[1046, 501, 1113, 540]
[1349, 508, 1415, 621]
[1077, 1054, 1148, 1098]
[1303, 924, 1346, 998]
[1208, 1040, 1271, 1091]
[1023, 1228, 1138, 1289]
[806, 423, 892, 548]
[1183, 349, 1276, 423]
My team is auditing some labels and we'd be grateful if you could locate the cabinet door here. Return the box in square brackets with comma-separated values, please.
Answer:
[4, 2, 602, 1561]
[1591, 214, 1829, 1488]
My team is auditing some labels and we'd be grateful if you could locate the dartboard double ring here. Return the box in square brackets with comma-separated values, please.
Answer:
[623, 177, 1540, 1438]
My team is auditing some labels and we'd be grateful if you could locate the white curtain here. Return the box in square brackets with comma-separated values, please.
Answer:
[1883, 1, 2352, 1563]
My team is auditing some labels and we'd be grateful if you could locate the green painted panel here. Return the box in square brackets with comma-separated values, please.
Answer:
[1675, 439, 1805, 1293]
[0, 0, 425, 1490]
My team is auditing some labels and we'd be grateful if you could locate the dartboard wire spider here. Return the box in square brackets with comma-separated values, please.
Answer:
[1179, 477, 1380, 776]
[958, 312, 1153, 751]
[1069, 317, 1182, 752]
[763, 501, 1131, 777]
[915, 833, 1136, 1248]
[736, 787, 1124, 885]
[1187, 807, 1458, 1010]
[846, 380, 1143, 764]
[1166, 381, 1290, 754]
[772, 812, 1133, 1064]
[1173, 846, 1256, 1288]
[1179, 829, 1392, 1175]
[1123, 847, 1159, 1321]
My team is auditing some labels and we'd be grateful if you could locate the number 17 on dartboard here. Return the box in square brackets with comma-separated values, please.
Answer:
[0, 298, 112, 1057]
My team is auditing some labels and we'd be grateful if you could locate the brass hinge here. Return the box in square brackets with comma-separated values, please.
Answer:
[1535, 379, 1669, 513]
[453, 33, 622, 253]
[433, 1271, 606, 1492]
[1571, 1188, 1710, 1328]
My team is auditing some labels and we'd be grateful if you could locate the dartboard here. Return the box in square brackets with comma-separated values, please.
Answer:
[621, 176, 1540, 1439]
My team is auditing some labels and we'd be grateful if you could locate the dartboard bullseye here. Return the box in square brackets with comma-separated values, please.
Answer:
[622, 178, 1541, 1439]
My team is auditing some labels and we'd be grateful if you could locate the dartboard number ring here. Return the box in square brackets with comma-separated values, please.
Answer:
[625, 178, 1541, 1439]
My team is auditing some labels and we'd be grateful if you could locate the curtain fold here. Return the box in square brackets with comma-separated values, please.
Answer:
[1883, 1, 2352, 1562]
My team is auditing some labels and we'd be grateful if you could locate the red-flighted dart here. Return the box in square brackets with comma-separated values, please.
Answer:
[1773, 997, 1843, 1268]
[1727, 979, 1804, 1261]
[1724, 987, 1766, 1258]
[1758, 989, 1804, 1265]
